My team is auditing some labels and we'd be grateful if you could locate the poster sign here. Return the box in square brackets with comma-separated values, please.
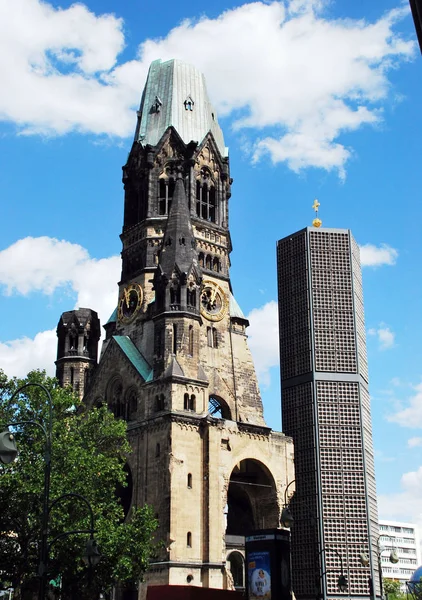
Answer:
[248, 551, 272, 599]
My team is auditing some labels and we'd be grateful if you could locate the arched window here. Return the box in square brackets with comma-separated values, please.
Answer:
[198, 252, 204, 267]
[170, 285, 180, 306]
[187, 532, 192, 547]
[156, 443, 161, 457]
[228, 552, 245, 589]
[213, 257, 220, 272]
[184, 393, 195, 411]
[205, 255, 212, 270]
[207, 327, 218, 348]
[173, 324, 178, 354]
[108, 377, 125, 419]
[187, 287, 196, 309]
[158, 179, 175, 215]
[155, 394, 165, 412]
[127, 389, 137, 420]
[196, 181, 217, 223]
[209, 395, 231, 420]
[187, 473, 192, 488]
[188, 325, 194, 356]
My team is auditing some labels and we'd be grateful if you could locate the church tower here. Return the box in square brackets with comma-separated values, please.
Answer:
[70, 59, 293, 597]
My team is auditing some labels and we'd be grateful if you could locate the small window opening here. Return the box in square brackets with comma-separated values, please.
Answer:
[184, 96, 194, 111]
[187, 532, 192, 547]
[207, 327, 218, 348]
[187, 473, 192, 488]
[155, 443, 161, 457]
[187, 288, 196, 309]
[188, 325, 194, 355]
[198, 252, 204, 267]
[205, 255, 212, 270]
[173, 324, 178, 354]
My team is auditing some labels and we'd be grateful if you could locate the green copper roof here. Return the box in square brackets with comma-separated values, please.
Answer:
[113, 336, 152, 381]
[230, 294, 247, 320]
[135, 59, 227, 157]
[106, 307, 117, 324]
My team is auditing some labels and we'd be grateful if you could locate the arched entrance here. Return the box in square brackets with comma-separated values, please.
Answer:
[226, 459, 279, 535]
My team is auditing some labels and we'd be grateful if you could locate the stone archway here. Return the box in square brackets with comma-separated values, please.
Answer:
[227, 551, 245, 590]
[226, 458, 279, 535]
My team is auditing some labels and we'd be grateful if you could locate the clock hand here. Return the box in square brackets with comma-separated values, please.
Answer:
[124, 288, 130, 308]
[210, 286, 218, 305]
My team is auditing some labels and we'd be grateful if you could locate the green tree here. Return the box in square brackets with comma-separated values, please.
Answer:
[384, 578, 406, 600]
[0, 370, 158, 599]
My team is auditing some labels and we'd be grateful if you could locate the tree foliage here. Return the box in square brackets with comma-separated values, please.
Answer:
[0, 370, 158, 599]
[384, 578, 406, 600]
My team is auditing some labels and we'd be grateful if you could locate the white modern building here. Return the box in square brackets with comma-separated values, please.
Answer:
[379, 520, 422, 590]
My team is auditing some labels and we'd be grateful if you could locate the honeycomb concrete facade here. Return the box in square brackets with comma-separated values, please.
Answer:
[277, 227, 380, 600]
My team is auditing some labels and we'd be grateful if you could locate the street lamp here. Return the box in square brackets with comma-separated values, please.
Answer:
[316, 546, 349, 598]
[359, 535, 399, 600]
[0, 383, 101, 600]
[280, 479, 295, 529]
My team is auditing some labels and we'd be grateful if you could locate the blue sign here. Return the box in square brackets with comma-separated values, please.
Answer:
[248, 550, 272, 599]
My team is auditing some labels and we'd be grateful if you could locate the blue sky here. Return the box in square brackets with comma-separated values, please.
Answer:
[0, 0, 421, 549]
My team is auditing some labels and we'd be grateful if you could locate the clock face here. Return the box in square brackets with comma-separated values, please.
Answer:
[200, 280, 227, 322]
[118, 283, 143, 323]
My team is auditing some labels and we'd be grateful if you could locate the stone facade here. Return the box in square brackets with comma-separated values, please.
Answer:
[55, 308, 100, 400]
[57, 59, 294, 598]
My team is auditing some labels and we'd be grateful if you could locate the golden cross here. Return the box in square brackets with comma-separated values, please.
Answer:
[312, 199, 320, 213]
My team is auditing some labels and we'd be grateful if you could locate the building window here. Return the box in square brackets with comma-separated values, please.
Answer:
[155, 394, 165, 411]
[187, 532, 192, 547]
[207, 327, 218, 348]
[196, 182, 216, 223]
[184, 393, 195, 411]
[187, 473, 192, 488]
[187, 288, 196, 309]
[158, 179, 175, 215]
[188, 325, 194, 355]
[155, 443, 161, 457]
[173, 324, 178, 354]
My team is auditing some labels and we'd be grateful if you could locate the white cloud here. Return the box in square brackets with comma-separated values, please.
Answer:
[359, 243, 399, 267]
[0, 237, 121, 378]
[408, 437, 422, 448]
[247, 301, 279, 388]
[378, 466, 422, 555]
[368, 324, 395, 350]
[388, 382, 422, 428]
[0, 236, 120, 324]
[0, 330, 57, 378]
[0, 0, 415, 175]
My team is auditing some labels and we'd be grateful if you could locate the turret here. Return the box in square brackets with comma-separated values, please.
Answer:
[55, 308, 100, 399]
